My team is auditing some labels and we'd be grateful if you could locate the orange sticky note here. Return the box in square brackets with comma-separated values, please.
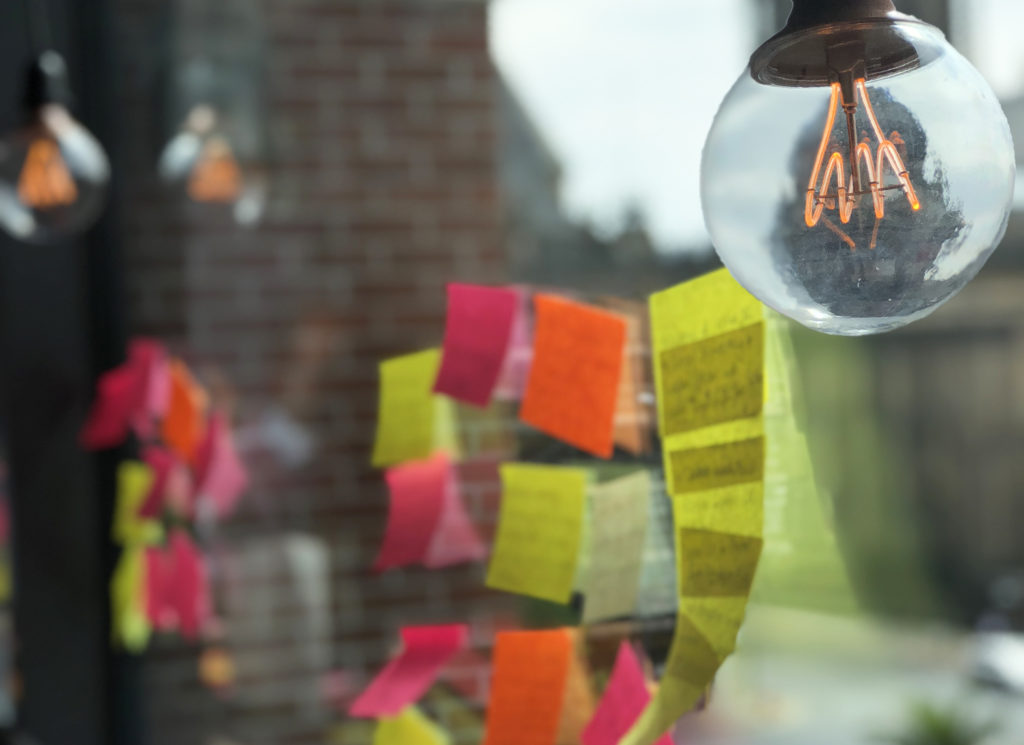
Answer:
[519, 295, 626, 458]
[482, 629, 573, 745]
[162, 360, 207, 462]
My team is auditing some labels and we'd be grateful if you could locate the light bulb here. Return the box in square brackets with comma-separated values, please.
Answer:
[701, 1, 1015, 335]
[0, 52, 109, 243]
[159, 105, 267, 226]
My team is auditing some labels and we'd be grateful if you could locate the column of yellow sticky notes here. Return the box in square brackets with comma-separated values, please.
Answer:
[622, 268, 766, 745]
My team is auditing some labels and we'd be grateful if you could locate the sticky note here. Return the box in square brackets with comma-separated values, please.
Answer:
[111, 545, 150, 652]
[146, 531, 211, 639]
[373, 455, 449, 573]
[668, 437, 765, 495]
[660, 324, 764, 438]
[610, 300, 651, 456]
[482, 629, 573, 745]
[555, 631, 597, 745]
[519, 294, 626, 458]
[349, 624, 468, 718]
[80, 338, 171, 449]
[486, 463, 586, 605]
[372, 349, 461, 468]
[433, 284, 519, 407]
[374, 707, 451, 745]
[193, 411, 249, 519]
[139, 446, 193, 518]
[112, 461, 162, 546]
[582, 471, 650, 623]
[635, 483, 677, 618]
[583, 642, 671, 745]
[162, 359, 208, 463]
[622, 269, 766, 745]
[128, 338, 171, 439]
[493, 287, 533, 401]
[80, 366, 139, 450]
[424, 459, 487, 569]
[677, 528, 763, 597]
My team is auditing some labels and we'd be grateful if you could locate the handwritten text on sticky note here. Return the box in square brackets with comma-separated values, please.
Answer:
[519, 295, 626, 458]
[486, 464, 586, 605]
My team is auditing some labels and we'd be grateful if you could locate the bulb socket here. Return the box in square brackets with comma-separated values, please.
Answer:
[24, 50, 73, 110]
[750, 0, 936, 88]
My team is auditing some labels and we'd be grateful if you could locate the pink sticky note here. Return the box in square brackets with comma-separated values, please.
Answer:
[583, 642, 672, 745]
[129, 339, 171, 437]
[372, 455, 449, 573]
[493, 287, 533, 401]
[424, 459, 487, 569]
[145, 531, 211, 639]
[349, 624, 468, 718]
[140, 447, 193, 519]
[433, 284, 519, 407]
[193, 412, 249, 520]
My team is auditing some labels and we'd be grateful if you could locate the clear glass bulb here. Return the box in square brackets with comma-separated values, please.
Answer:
[702, 20, 1015, 335]
[159, 105, 267, 227]
[0, 103, 110, 244]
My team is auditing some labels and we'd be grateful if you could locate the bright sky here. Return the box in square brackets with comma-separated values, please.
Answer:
[490, 0, 756, 253]
[954, 0, 1024, 98]
[491, 0, 1024, 255]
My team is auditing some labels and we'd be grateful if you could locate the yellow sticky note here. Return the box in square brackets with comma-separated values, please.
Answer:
[648, 267, 762, 350]
[660, 324, 763, 438]
[111, 545, 150, 652]
[677, 528, 763, 597]
[486, 464, 586, 604]
[371, 349, 461, 468]
[112, 461, 162, 546]
[582, 471, 650, 623]
[374, 707, 451, 745]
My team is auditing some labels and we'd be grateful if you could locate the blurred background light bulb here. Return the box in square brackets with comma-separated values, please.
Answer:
[701, 0, 1015, 335]
[0, 51, 110, 244]
[159, 104, 267, 227]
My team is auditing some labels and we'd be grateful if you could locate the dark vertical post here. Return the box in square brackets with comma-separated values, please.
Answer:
[0, 0, 135, 744]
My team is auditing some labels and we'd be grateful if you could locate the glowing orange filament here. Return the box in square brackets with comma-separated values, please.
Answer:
[17, 139, 77, 209]
[805, 78, 921, 249]
[187, 139, 242, 204]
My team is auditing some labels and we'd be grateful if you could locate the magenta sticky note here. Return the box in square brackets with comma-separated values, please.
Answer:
[583, 642, 673, 745]
[424, 461, 487, 569]
[139, 446, 193, 519]
[80, 366, 139, 450]
[80, 338, 172, 449]
[146, 531, 210, 639]
[372, 455, 449, 573]
[194, 412, 249, 520]
[493, 287, 534, 401]
[433, 283, 519, 407]
[349, 624, 468, 718]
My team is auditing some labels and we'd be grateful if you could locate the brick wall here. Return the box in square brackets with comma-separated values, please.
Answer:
[112, 2, 517, 743]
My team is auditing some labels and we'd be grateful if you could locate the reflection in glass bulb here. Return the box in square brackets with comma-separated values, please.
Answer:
[702, 21, 1015, 335]
[187, 138, 242, 204]
[159, 105, 267, 227]
[0, 104, 110, 243]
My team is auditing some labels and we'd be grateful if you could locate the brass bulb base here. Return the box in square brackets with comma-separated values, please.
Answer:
[750, 0, 936, 88]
